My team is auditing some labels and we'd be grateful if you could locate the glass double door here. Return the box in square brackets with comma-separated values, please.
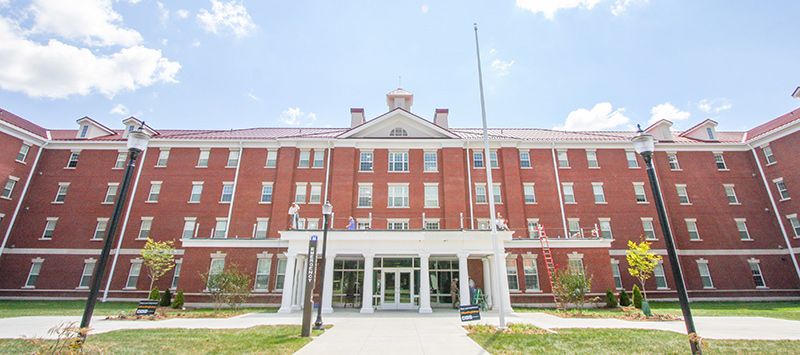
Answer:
[380, 269, 414, 310]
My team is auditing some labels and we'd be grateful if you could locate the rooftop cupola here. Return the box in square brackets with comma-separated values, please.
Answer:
[386, 88, 413, 111]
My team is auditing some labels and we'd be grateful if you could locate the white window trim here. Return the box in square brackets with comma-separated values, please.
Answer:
[124, 258, 143, 290]
[523, 183, 537, 204]
[137, 217, 154, 240]
[562, 182, 576, 204]
[220, 182, 234, 204]
[102, 183, 119, 205]
[676, 184, 691, 205]
[423, 150, 438, 173]
[308, 182, 323, 204]
[763, 145, 776, 166]
[641, 217, 656, 240]
[146, 181, 162, 203]
[1, 176, 20, 200]
[357, 183, 373, 208]
[724, 184, 740, 205]
[189, 181, 204, 203]
[226, 149, 240, 168]
[667, 152, 682, 171]
[197, 149, 210, 168]
[260, 182, 274, 204]
[713, 152, 729, 171]
[592, 182, 606, 204]
[625, 150, 640, 168]
[23, 257, 45, 288]
[155, 148, 170, 167]
[696, 258, 714, 289]
[585, 149, 599, 169]
[91, 218, 109, 241]
[53, 182, 70, 204]
[685, 218, 701, 241]
[41, 217, 58, 240]
[747, 258, 768, 289]
[265, 149, 278, 168]
[387, 150, 410, 173]
[294, 182, 308, 204]
[424, 183, 439, 208]
[633, 182, 648, 204]
[735, 218, 752, 241]
[557, 149, 570, 169]
[359, 150, 374, 172]
[387, 183, 410, 208]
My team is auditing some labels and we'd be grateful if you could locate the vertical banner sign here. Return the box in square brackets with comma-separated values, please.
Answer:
[460, 304, 481, 322]
[301, 235, 319, 337]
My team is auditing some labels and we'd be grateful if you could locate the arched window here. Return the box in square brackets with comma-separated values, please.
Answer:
[390, 127, 408, 137]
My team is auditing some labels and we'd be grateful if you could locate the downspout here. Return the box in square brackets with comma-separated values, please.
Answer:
[551, 143, 567, 238]
[465, 144, 475, 229]
[225, 142, 244, 238]
[0, 142, 47, 263]
[323, 140, 332, 205]
[748, 142, 800, 281]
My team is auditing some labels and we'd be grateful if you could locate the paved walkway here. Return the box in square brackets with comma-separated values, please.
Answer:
[2, 309, 800, 354]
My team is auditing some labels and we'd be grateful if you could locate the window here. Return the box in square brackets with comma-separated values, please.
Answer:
[763, 146, 776, 165]
[1, 176, 18, 199]
[686, 219, 700, 240]
[214, 219, 228, 238]
[260, 183, 273, 203]
[358, 184, 372, 207]
[298, 151, 310, 167]
[568, 257, 584, 271]
[147, 182, 161, 202]
[611, 262, 623, 289]
[138, 218, 153, 239]
[224, 149, 239, 167]
[92, 219, 108, 241]
[599, 220, 613, 239]
[473, 152, 484, 168]
[714, 153, 727, 170]
[654, 264, 668, 288]
[775, 179, 790, 200]
[523, 184, 536, 204]
[492, 184, 502, 204]
[197, 150, 210, 167]
[586, 151, 599, 168]
[721, 184, 739, 204]
[642, 218, 656, 240]
[125, 261, 142, 288]
[593, 183, 606, 203]
[114, 152, 127, 169]
[182, 218, 196, 239]
[425, 220, 440, 230]
[749, 260, 766, 288]
[66, 152, 79, 168]
[736, 219, 751, 240]
[357, 221, 371, 230]
[707, 127, 715, 140]
[275, 259, 287, 290]
[506, 258, 519, 291]
[308, 183, 322, 203]
[79, 261, 96, 288]
[424, 152, 438, 172]
[475, 185, 487, 204]
[523, 259, 539, 291]
[788, 215, 800, 238]
[17, 144, 31, 163]
[626, 151, 639, 168]
[389, 127, 408, 136]
[25, 260, 43, 287]
[424, 184, 439, 208]
[387, 184, 409, 208]
[519, 151, 531, 168]
[697, 260, 714, 288]
[633, 183, 647, 203]
[359, 152, 373, 171]
[171, 262, 181, 288]
[54, 183, 69, 203]
[557, 150, 569, 168]
[294, 183, 307, 203]
[42, 218, 57, 239]
[189, 183, 203, 203]
[266, 150, 278, 168]
[387, 220, 409, 230]
[220, 183, 234, 202]
[562, 184, 575, 203]
[255, 219, 269, 239]
[255, 258, 272, 290]
[79, 125, 89, 138]
[668, 153, 680, 170]
[568, 219, 581, 238]
[527, 219, 540, 238]
[312, 151, 325, 168]
[388, 152, 408, 172]
[103, 184, 118, 204]
[156, 150, 169, 167]
[490, 152, 499, 168]
[676, 185, 690, 204]
[207, 259, 225, 290]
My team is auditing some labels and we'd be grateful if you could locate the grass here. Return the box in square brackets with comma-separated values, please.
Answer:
[0, 325, 319, 354]
[0, 300, 276, 319]
[515, 301, 800, 321]
[468, 326, 800, 354]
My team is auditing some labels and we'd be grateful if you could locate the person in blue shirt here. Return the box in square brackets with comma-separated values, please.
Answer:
[346, 216, 356, 230]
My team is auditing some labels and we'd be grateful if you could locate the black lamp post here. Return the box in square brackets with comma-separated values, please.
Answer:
[79, 126, 150, 341]
[313, 201, 333, 330]
[632, 125, 701, 355]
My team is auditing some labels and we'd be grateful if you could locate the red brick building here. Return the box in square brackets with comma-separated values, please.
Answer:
[1, 89, 799, 312]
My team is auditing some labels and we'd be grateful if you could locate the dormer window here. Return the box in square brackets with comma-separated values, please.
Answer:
[123, 125, 135, 138]
[707, 127, 715, 140]
[390, 127, 408, 137]
[79, 125, 89, 138]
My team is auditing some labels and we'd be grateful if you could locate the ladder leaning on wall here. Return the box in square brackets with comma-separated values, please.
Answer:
[538, 225, 562, 309]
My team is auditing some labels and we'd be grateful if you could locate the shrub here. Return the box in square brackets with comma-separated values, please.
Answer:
[160, 289, 172, 307]
[552, 266, 593, 313]
[203, 263, 253, 313]
[632, 284, 643, 309]
[148, 286, 160, 300]
[618, 289, 631, 307]
[172, 290, 185, 309]
[605, 289, 618, 308]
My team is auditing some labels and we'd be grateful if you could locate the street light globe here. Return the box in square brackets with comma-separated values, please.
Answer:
[127, 126, 151, 152]
[631, 125, 655, 156]
[322, 201, 333, 216]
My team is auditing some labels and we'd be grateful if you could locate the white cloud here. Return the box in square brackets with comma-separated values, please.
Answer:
[698, 98, 733, 114]
[110, 103, 129, 116]
[649, 103, 690, 124]
[124, 0, 142, 4]
[554, 102, 630, 131]
[611, 0, 647, 16]
[28, 0, 143, 47]
[246, 89, 259, 101]
[279, 107, 317, 126]
[516, 0, 603, 20]
[161, 38, 168, 46]
[157, 1, 169, 23]
[197, 0, 256, 38]
[177, 9, 190, 19]
[191, 39, 201, 47]
[421, 5, 429, 14]
[491, 59, 515, 76]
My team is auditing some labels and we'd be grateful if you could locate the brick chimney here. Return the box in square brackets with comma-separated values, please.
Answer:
[350, 108, 365, 127]
[434, 109, 449, 129]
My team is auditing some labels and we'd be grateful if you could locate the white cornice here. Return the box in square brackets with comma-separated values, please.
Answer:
[180, 238, 288, 248]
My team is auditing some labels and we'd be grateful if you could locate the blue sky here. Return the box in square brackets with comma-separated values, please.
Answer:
[1, 0, 798, 132]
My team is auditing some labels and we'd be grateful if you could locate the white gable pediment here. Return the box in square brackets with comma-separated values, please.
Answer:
[338, 108, 458, 139]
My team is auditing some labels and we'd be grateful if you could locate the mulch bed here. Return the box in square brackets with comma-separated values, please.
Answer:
[105, 307, 249, 321]
[543, 307, 681, 321]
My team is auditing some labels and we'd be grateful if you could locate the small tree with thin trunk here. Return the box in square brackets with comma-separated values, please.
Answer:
[625, 238, 662, 300]
[141, 238, 176, 293]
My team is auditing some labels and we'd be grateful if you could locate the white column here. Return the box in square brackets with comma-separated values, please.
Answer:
[488, 255, 500, 311]
[458, 252, 471, 307]
[322, 253, 336, 314]
[360, 253, 375, 313]
[482, 257, 493, 308]
[277, 253, 297, 313]
[293, 255, 306, 310]
[497, 253, 514, 313]
[419, 253, 432, 313]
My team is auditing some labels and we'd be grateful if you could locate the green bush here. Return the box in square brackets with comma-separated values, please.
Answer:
[618, 289, 631, 307]
[172, 290, 185, 309]
[605, 289, 618, 308]
[148, 286, 160, 300]
[160, 289, 172, 307]
[632, 284, 643, 309]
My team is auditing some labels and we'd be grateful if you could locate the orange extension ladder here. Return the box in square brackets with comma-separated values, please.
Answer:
[538, 225, 562, 309]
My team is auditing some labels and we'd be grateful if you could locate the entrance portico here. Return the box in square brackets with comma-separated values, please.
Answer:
[276, 229, 514, 314]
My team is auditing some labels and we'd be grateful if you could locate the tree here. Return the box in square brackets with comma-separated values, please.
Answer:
[202, 263, 252, 314]
[625, 238, 662, 300]
[552, 265, 593, 313]
[141, 238, 176, 293]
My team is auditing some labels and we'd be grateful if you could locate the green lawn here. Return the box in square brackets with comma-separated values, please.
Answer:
[0, 325, 318, 354]
[0, 300, 276, 319]
[516, 301, 800, 321]
[468, 327, 800, 355]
